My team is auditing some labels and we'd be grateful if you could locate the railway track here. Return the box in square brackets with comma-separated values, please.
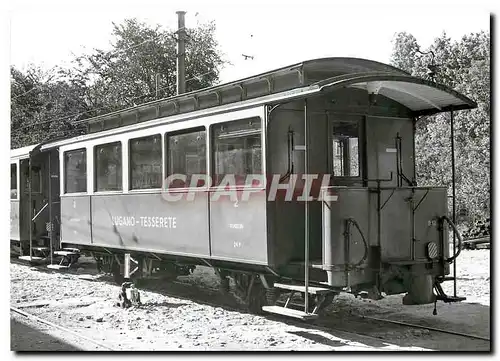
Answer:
[11, 257, 490, 350]
[148, 279, 490, 350]
[10, 306, 116, 351]
[360, 315, 490, 342]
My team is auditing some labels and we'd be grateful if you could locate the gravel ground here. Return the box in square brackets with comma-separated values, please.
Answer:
[10, 249, 490, 351]
[11, 314, 108, 351]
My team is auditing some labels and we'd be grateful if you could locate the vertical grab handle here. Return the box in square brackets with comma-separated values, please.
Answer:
[440, 215, 463, 263]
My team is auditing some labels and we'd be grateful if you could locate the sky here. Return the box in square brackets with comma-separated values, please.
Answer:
[6, 0, 492, 84]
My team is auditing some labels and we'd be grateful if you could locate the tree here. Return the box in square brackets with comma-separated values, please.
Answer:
[11, 17, 226, 147]
[10, 65, 88, 148]
[390, 31, 490, 223]
[69, 18, 226, 117]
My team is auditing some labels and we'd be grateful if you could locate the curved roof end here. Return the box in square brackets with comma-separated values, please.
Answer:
[318, 73, 477, 116]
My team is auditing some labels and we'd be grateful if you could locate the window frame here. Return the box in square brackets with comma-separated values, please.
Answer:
[10, 162, 18, 200]
[165, 126, 208, 190]
[64, 148, 87, 194]
[94, 141, 123, 193]
[210, 116, 263, 187]
[128, 133, 163, 191]
[329, 117, 364, 182]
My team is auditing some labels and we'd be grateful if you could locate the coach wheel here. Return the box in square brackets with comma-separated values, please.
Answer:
[112, 261, 124, 285]
[95, 257, 103, 273]
[219, 276, 230, 295]
[247, 280, 267, 314]
[299, 293, 316, 313]
[265, 287, 280, 305]
[316, 292, 337, 315]
[69, 254, 80, 266]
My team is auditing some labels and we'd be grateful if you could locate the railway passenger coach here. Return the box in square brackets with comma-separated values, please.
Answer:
[10, 58, 476, 319]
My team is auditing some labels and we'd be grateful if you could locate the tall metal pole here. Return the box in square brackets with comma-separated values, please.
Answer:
[48, 152, 53, 265]
[155, 73, 161, 99]
[450, 109, 457, 297]
[304, 99, 309, 313]
[28, 156, 32, 260]
[176, 11, 186, 95]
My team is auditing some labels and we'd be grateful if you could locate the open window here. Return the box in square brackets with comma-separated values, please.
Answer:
[212, 117, 262, 186]
[332, 120, 360, 178]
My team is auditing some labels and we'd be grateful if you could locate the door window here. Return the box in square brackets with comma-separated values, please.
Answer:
[332, 120, 360, 177]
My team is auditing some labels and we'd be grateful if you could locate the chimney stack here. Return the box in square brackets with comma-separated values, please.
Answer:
[176, 11, 186, 95]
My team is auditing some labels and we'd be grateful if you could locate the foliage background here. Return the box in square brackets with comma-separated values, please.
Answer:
[390, 31, 490, 223]
[10, 18, 225, 148]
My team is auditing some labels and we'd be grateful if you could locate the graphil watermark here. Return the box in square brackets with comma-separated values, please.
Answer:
[161, 174, 339, 202]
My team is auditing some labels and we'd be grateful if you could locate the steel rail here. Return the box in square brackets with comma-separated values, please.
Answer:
[10, 306, 116, 351]
[167, 283, 389, 349]
[167, 280, 490, 345]
[361, 315, 490, 342]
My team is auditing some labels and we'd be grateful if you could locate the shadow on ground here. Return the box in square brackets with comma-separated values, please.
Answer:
[12, 257, 491, 352]
[11, 317, 81, 351]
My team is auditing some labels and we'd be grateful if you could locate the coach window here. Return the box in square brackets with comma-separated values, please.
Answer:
[332, 120, 360, 177]
[95, 142, 122, 191]
[64, 148, 87, 193]
[212, 117, 261, 185]
[11, 164, 17, 199]
[130, 134, 162, 190]
[166, 127, 206, 188]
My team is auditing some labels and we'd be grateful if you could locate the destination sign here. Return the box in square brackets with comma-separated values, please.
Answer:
[112, 216, 177, 228]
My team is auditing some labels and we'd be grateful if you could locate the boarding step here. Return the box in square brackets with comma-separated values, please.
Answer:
[437, 276, 455, 282]
[261, 306, 318, 320]
[31, 247, 50, 256]
[273, 282, 333, 295]
[54, 250, 79, 257]
[18, 256, 44, 262]
[435, 294, 466, 303]
[61, 248, 80, 254]
[433, 281, 466, 303]
[47, 264, 71, 270]
[51, 249, 80, 268]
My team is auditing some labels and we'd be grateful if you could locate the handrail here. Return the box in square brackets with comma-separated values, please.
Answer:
[31, 202, 48, 222]
[441, 215, 463, 263]
[345, 218, 369, 269]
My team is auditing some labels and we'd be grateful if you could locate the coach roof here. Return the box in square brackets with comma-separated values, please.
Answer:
[31, 57, 476, 150]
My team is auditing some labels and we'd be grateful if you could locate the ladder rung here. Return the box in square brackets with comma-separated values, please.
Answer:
[54, 251, 79, 256]
[262, 306, 318, 320]
[438, 276, 455, 282]
[273, 283, 333, 295]
[47, 264, 70, 270]
[18, 256, 44, 262]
